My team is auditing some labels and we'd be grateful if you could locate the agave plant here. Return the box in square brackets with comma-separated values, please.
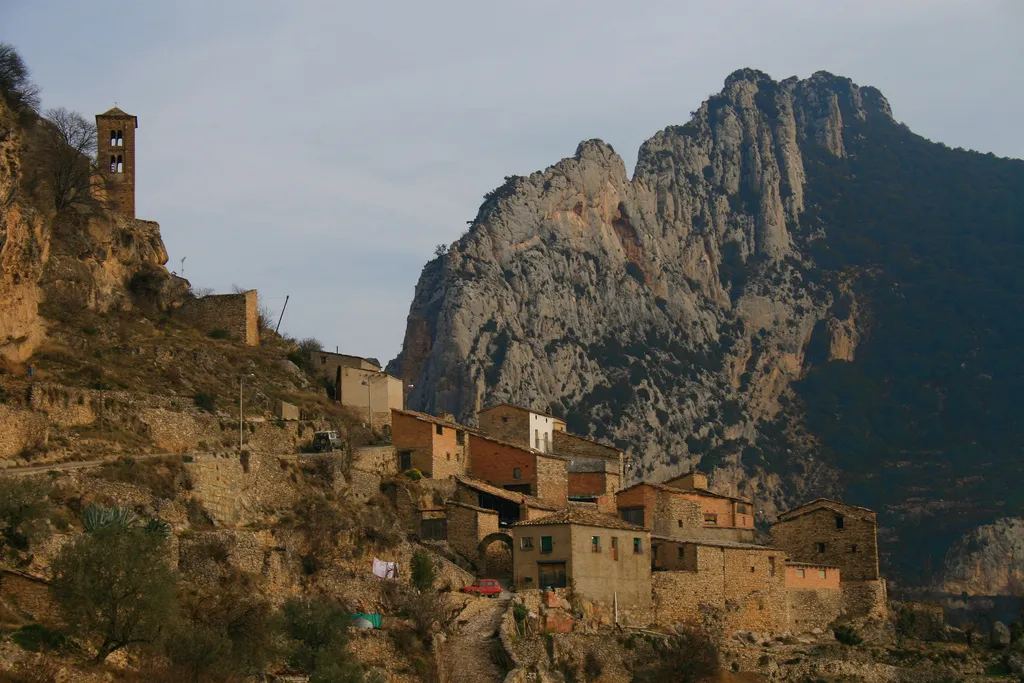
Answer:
[81, 504, 138, 533]
[143, 518, 171, 537]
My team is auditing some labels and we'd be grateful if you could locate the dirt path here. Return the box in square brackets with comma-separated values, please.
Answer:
[440, 595, 510, 683]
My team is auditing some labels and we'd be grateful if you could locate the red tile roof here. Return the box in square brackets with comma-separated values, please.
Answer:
[512, 506, 647, 531]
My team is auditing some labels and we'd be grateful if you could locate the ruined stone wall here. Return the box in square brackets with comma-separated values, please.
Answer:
[787, 588, 843, 633]
[28, 383, 97, 426]
[652, 545, 788, 635]
[184, 451, 299, 525]
[771, 507, 880, 581]
[0, 571, 58, 624]
[352, 445, 398, 476]
[535, 454, 568, 507]
[552, 430, 623, 479]
[0, 405, 48, 459]
[445, 501, 498, 561]
[841, 579, 888, 623]
[177, 290, 258, 346]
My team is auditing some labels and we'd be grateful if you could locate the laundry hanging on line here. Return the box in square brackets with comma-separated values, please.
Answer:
[372, 557, 397, 579]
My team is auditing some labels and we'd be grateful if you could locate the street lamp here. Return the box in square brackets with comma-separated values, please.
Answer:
[240, 373, 254, 452]
[361, 377, 372, 426]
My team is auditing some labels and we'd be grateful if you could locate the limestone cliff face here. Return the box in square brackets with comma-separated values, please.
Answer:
[941, 519, 1024, 596]
[390, 70, 880, 514]
[0, 99, 171, 362]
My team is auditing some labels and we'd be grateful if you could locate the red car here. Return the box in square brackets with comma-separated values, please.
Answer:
[460, 578, 503, 598]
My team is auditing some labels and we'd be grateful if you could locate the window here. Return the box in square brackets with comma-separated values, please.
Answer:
[501, 416, 509, 423]
[116, 155, 123, 173]
[818, 569, 827, 579]
[611, 537, 618, 560]
[399, 451, 411, 471]
[835, 515, 845, 530]
[320, 356, 327, 365]
[522, 576, 533, 585]
[797, 568, 805, 578]
[737, 502, 753, 515]
[116, 131, 123, 146]
[591, 536, 601, 553]
[621, 507, 644, 527]
[678, 546, 685, 560]
[540, 536, 553, 553]
[513, 467, 521, 480]
[704, 513, 718, 526]
[750, 566, 755, 573]
[816, 542, 825, 553]
[769, 557, 776, 576]
[456, 430, 465, 445]
[109, 155, 116, 172]
[851, 544, 858, 553]
[633, 538, 642, 555]
[110, 132, 116, 146]
[520, 536, 534, 550]
[543, 432, 549, 452]
[534, 429, 540, 449]
[435, 424, 443, 435]
[446, 453, 450, 461]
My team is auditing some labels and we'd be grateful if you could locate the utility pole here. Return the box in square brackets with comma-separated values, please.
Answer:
[362, 377, 372, 427]
[239, 374, 254, 452]
[274, 295, 290, 334]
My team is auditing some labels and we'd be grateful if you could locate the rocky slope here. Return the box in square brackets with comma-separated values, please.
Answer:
[391, 69, 1024, 586]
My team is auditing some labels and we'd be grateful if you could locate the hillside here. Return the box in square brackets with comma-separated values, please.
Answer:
[389, 69, 1024, 589]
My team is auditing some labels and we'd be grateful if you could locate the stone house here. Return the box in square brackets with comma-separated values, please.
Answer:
[391, 409, 472, 478]
[310, 350, 379, 382]
[511, 507, 651, 613]
[650, 538, 789, 634]
[467, 433, 568, 507]
[771, 499, 887, 623]
[552, 430, 625, 482]
[454, 475, 559, 526]
[784, 561, 843, 632]
[338, 367, 403, 428]
[567, 458, 619, 513]
[770, 498, 879, 582]
[477, 403, 565, 453]
[615, 480, 755, 543]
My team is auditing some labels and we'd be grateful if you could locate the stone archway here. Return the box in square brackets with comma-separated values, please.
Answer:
[477, 532, 513, 579]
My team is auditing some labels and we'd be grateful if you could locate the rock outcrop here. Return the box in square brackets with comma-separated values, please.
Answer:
[390, 70, 880, 512]
[942, 518, 1024, 596]
[0, 95, 174, 362]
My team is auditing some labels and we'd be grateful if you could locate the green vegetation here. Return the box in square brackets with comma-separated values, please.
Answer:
[207, 328, 230, 339]
[0, 475, 52, 553]
[410, 549, 436, 591]
[281, 597, 366, 682]
[51, 522, 178, 662]
[833, 624, 863, 646]
[10, 624, 70, 653]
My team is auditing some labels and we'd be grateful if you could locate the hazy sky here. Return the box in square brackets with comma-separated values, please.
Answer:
[4, 1, 1022, 362]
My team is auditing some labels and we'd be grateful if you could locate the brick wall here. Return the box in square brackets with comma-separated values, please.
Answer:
[477, 405, 530, 447]
[534, 454, 568, 507]
[771, 505, 880, 581]
[177, 290, 258, 346]
[468, 434, 538, 492]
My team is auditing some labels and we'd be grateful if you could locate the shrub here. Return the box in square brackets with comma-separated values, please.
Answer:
[0, 475, 52, 551]
[632, 625, 720, 683]
[410, 550, 436, 592]
[403, 468, 423, 481]
[193, 392, 217, 413]
[833, 624, 863, 646]
[11, 624, 69, 652]
[280, 597, 365, 681]
[51, 525, 178, 662]
[207, 328, 230, 340]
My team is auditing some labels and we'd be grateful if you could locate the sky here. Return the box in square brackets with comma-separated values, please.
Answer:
[3, 1, 1023, 363]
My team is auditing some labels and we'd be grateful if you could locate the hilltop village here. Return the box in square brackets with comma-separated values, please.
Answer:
[3, 93, 1020, 681]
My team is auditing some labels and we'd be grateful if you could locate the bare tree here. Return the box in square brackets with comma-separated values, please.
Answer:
[39, 107, 99, 211]
[0, 43, 40, 118]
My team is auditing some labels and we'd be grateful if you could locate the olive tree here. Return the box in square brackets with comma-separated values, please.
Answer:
[50, 525, 177, 662]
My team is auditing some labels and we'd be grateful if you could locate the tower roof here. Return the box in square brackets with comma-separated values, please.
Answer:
[97, 106, 138, 127]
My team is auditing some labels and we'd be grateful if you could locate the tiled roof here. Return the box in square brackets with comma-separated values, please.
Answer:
[99, 106, 133, 117]
[454, 475, 559, 511]
[469, 432, 571, 461]
[552, 430, 622, 455]
[650, 535, 777, 551]
[478, 402, 565, 422]
[786, 561, 841, 569]
[392, 409, 477, 432]
[616, 480, 752, 504]
[512, 506, 647, 531]
[777, 498, 876, 523]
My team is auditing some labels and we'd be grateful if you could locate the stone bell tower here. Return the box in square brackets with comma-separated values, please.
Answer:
[95, 106, 138, 217]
